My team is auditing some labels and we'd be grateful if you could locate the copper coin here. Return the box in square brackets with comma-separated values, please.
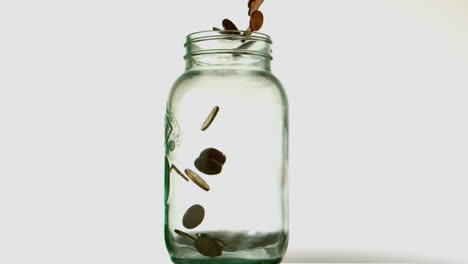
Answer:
[248, 0, 264, 16]
[174, 229, 195, 241]
[222, 19, 238, 31]
[194, 236, 223, 257]
[201, 106, 219, 131]
[249, 10, 264, 31]
[199, 148, 226, 165]
[194, 157, 223, 175]
[184, 169, 210, 191]
[182, 204, 205, 229]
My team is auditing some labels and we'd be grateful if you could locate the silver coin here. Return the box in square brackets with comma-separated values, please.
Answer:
[174, 229, 195, 241]
[201, 106, 219, 131]
[184, 169, 210, 191]
[239, 27, 253, 43]
[170, 164, 189, 181]
[237, 40, 255, 50]
[199, 233, 233, 250]
[182, 204, 205, 229]
[194, 236, 223, 257]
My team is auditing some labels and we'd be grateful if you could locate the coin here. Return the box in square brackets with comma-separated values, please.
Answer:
[194, 157, 223, 175]
[182, 204, 205, 229]
[243, 27, 252, 37]
[199, 233, 232, 250]
[194, 236, 223, 257]
[239, 28, 252, 44]
[248, 0, 264, 16]
[201, 106, 219, 131]
[249, 10, 264, 31]
[170, 164, 189, 181]
[174, 229, 195, 241]
[222, 18, 238, 31]
[237, 40, 255, 51]
[199, 148, 226, 165]
[184, 169, 210, 191]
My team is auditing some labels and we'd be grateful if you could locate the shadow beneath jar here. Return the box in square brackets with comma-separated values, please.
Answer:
[284, 250, 449, 263]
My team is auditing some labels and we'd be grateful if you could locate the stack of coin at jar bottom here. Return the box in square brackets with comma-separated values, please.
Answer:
[194, 236, 223, 257]
[175, 204, 229, 257]
[198, 233, 233, 251]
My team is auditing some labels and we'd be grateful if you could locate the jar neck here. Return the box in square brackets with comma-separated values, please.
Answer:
[185, 53, 271, 71]
[184, 30, 273, 72]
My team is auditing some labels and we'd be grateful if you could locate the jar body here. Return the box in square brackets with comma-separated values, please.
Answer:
[164, 32, 288, 264]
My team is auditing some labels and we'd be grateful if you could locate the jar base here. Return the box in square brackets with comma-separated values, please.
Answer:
[171, 257, 282, 264]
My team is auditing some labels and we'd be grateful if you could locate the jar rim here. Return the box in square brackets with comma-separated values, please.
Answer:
[185, 30, 272, 46]
[184, 30, 273, 60]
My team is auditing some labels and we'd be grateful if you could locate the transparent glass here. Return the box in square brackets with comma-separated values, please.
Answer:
[164, 30, 289, 264]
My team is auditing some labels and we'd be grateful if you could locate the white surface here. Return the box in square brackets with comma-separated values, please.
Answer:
[1, 0, 468, 263]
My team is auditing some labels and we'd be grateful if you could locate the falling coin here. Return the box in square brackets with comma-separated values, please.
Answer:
[182, 204, 205, 229]
[201, 106, 219, 131]
[199, 148, 226, 165]
[222, 18, 238, 31]
[249, 10, 264, 32]
[184, 169, 210, 191]
[194, 157, 223, 175]
[237, 40, 255, 51]
[194, 236, 223, 257]
[170, 164, 189, 181]
[174, 229, 195, 241]
[248, 0, 264, 16]
[239, 28, 253, 44]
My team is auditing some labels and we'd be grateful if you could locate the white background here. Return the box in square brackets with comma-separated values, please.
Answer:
[1, 0, 468, 263]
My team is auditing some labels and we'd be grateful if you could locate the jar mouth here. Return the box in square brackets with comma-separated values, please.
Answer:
[186, 30, 272, 44]
[184, 30, 273, 60]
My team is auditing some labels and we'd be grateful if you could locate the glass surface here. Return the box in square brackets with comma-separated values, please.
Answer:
[165, 31, 289, 264]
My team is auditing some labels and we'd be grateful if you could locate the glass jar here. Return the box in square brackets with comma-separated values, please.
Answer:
[164, 30, 289, 264]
